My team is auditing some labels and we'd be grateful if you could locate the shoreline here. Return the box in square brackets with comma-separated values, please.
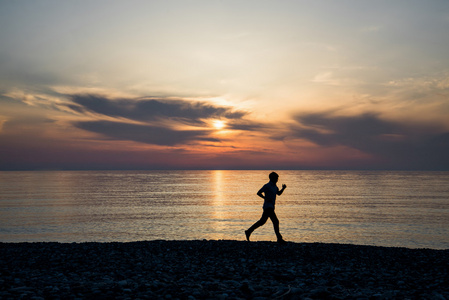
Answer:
[1, 240, 448, 299]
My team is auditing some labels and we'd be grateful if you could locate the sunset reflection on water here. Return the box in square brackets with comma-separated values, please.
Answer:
[0, 170, 448, 249]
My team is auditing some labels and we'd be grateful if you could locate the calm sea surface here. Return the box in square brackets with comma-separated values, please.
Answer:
[0, 170, 448, 249]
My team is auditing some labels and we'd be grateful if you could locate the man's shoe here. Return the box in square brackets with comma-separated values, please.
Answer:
[245, 230, 251, 241]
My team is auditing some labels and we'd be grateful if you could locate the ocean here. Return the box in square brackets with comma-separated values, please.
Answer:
[0, 170, 448, 249]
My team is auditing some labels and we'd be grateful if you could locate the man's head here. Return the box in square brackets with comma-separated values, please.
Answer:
[269, 172, 279, 183]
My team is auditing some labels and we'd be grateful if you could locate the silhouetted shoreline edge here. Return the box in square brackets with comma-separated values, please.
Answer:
[1, 240, 448, 299]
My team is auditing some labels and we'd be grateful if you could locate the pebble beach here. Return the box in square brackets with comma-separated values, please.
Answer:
[1, 240, 448, 299]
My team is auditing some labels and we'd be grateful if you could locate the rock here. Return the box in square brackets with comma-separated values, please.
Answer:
[309, 287, 331, 299]
[217, 293, 228, 300]
[118, 280, 128, 287]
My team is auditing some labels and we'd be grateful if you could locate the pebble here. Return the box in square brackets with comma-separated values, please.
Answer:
[0, 240, 448, 299]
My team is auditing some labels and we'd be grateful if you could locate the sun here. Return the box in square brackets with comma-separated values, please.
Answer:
[212, 120, 226, 130]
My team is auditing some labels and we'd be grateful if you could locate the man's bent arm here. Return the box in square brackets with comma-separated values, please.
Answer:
[277, 184, 287, 195]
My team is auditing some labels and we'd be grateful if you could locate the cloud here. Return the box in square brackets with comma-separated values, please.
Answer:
[69, 94, 246, 126]
[67, 94, 265, 146]
[75, 120, 218, 146]
[291, 112, 449, 170]
[226, 119, 266, 131]
[311, 72, 339, 85]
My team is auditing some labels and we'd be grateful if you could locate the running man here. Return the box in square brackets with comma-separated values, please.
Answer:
[245, 172, 287, 243]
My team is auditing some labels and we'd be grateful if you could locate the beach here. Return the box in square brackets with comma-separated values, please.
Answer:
[1, 240, 448, 299]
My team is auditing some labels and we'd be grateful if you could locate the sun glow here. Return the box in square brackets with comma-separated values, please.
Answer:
[212, 120, 226, 130]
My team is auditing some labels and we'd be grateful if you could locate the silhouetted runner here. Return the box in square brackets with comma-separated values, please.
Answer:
[245, 172, 287, 243]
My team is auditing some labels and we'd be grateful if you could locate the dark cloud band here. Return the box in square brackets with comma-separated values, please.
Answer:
[292, 112, 449, 169]
[76, 120, 218, 146]
[68, 94, 266, 146]
[69, 95, 245, 124]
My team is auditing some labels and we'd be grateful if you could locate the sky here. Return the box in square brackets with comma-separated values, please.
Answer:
[1, 0, 449, 170]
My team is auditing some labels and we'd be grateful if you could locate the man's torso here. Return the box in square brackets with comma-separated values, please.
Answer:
[261, 182, 279, 209]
